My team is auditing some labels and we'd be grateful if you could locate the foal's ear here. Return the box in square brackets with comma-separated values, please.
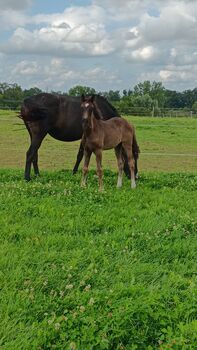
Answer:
[81, 94, 85, 102]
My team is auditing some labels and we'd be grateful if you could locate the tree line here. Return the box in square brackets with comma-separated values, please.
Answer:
[0, 81, 197, 115]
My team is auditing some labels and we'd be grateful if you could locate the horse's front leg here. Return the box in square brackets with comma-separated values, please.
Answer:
[81, 148, 92, 187]
[73, 141, 84, 174]
[33, 151, 40, 177]
[25, 133, 46, 181]
[95, 149, 103, 191]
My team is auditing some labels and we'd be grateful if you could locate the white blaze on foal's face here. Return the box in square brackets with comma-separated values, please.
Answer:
[83, 103, 90, 120]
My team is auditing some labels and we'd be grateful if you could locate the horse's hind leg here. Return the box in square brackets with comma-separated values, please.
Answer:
[122, 148, 131, 179]
[115, 144, 124, 188]
[73, 141, 84, 174]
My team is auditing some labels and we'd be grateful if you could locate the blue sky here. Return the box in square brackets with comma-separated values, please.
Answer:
[0, 0, 197, 92]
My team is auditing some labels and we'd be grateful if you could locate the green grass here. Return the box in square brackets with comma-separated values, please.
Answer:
[0, 169, 197, 349]
[0, 110, 197, 173]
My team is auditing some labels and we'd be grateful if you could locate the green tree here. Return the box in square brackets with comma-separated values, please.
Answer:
[133, 80, 166, 108]
[0, 83, 23, 109]
[133, 80, 152, 96]
[192, 101, 197, 113]
[23, 87, 42, 98]
[68, 85, 96, 96]
[101, 90, 121, 102]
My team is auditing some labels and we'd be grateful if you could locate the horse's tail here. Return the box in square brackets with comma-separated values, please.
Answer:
[19, 99, 48, 122]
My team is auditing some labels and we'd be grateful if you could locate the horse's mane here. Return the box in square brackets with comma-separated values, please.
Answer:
[94, 94, 120, 119]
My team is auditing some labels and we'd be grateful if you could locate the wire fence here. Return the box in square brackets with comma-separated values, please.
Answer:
[116, 106, 197, 118]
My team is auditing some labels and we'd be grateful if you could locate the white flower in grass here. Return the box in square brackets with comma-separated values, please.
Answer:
[62, 315, 68, 321]
[59, 290, 64, 298]
[79, 305, 85, 313]
[80, 280, 85, 286]
[54, 323, 60, 330]
[65, 284, 74, 290]
[84, 284, 91, 292]
[88, 298, 95, 305]
[70, 342, 77, 350]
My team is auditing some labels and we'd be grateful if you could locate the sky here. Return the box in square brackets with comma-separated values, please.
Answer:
[0, 0, 197, 92]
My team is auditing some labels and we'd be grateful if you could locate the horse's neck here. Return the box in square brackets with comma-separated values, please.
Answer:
[91, 112, 100, 131]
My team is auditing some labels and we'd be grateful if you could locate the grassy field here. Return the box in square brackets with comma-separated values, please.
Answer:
[0, 169, 197, 349]
[0, 109, 197, 173]
[0, 110, 197, 349]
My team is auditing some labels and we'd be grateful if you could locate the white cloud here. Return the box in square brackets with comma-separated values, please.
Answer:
[125, 46, 157, 62]
[8, 58, 120, 90]
[0, 4, 115, 57]
[2, 24, 114, 57]
[1, 0, 197, 91]
[159, 64, 197, 82]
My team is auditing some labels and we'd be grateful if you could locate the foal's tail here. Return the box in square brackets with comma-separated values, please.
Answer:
[132, 130, 140, 161]
[123, 129, 140, 179]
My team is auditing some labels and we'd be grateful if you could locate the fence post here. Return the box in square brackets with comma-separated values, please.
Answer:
[152, 105, 154, 118]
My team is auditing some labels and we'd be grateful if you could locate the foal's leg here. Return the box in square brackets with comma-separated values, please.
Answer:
[115, 145, 124, 188]
[134, 159, 138, 179]
[73, 141, 84, 174]
[122, 148, 131, 179]
[81, 149, 92, 187]
[95, 149, 103, 191]
[122, 144, 136, 189]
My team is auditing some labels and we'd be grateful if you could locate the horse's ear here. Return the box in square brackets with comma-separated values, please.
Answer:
[81, 94, 85, 102]
[90, 94, 95, 103]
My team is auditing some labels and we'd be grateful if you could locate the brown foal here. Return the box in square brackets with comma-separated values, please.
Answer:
[81, 95, 138, 191]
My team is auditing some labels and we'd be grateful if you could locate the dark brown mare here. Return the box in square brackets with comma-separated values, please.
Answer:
[81, 95, 139, 191]
[20, 92, 139, 181]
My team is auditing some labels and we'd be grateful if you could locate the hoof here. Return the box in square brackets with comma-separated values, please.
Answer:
[25, 178, 31, 182]
[99, 187, 104, 192]
[117, 184, 122, 188]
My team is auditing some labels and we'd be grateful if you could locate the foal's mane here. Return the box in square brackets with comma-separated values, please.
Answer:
[93, 100, 103, 120]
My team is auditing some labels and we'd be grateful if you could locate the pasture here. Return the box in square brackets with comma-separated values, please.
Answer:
[0, 110, 197, 349]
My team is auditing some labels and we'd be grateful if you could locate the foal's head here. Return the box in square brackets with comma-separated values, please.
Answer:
[81, 94, 95, 121]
